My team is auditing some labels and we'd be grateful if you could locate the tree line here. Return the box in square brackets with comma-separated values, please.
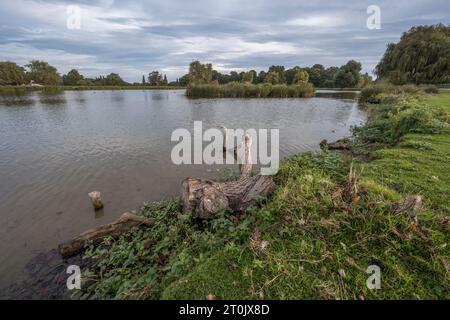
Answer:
[375, 24, 450, 84]
[0, 60, 176, 87]
[184, 60, 372, 88]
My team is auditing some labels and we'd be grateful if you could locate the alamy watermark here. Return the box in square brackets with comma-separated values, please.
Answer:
[366, 265, 381, 290]
[367, 5, 381, 30]
[66, 265, 81, 290]
[67, 5, 81, 30]
[171, 122, 280, 175]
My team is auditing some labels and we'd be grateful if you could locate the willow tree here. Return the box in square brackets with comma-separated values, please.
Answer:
[188, 60, 213, 85]
[26, 60, 62, 85]
[0, 61, 26, 85]
[375, 24, 450, 84]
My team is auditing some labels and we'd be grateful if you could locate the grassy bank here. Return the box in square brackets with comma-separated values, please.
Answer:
[77, 89, 449, 300]
[0, 85, 185, 94]
[186, 82, 315, 98]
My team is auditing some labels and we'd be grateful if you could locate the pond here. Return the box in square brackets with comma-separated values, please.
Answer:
[0, 89, 365, 293]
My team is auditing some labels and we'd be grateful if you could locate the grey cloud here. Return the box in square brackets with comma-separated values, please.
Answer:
[0, 0, 448, 81]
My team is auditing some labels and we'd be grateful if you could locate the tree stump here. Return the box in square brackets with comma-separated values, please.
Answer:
[88, 191, 103, 210]
[181, 134, 276, 219]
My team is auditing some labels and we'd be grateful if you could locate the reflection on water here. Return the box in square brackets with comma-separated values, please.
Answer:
[316, 89, 360, 100]
[0, 89, 366, 291]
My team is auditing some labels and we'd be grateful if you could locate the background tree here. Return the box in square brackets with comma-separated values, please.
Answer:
[148, 71, 163, 86]
[255, 71, 267, 84]
[285, 66, 301, 85]
[104, 73, 126, 85]
[26, 60, 62, 85]
[178, 74, 190, 86]
[241, 71, 254, 83]
[142, 75, 146, 85]
[341, 60, 361, 85]
[322, 66, 339, 87]
[375, 24, 450, 84]
[264, 71, 280, 84]
[0, 61, 26, 85]
[358, 73, 373, 88]
[308, 64, 325, 87]
[63, 69, 84, 85]
[188, 61, 213, 85]
[293, 70, 309, 84]
[334, 69, 356, 88]
[268, 65, 286, 83]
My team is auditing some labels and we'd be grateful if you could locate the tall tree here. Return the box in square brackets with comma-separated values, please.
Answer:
[0, 61, 26, 85]
[188, 61, 213, 85]
[148, 71, 163, 86]
[241, 71, 254, 83]
[293, 70, 309, 84]
[264, 71, 280, 84]
[63, 69, 84, 85]
[268, 65, 286, 83]
[104, 73, 126, 85]
[375, 24, 450, 84]
[308, 64, 325, 87]
[26, 60, 62, 85]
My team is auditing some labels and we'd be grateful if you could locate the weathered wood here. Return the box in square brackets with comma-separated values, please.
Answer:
[88, 191, 103, 210]
[182, 134, 276, 219]
[394, 195, 423, 215]
[320, 138, 352, 151]
[59, 212, 154, 258]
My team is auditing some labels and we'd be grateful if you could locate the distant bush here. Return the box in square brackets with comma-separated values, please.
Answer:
[359, 82, 440, 104]
[186, 82, 315, 98]
[354, 94, 449, 145]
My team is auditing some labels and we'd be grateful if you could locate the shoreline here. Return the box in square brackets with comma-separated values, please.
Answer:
[3, 89, 449, 299]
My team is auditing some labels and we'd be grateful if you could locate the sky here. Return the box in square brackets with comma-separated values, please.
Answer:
[0, 0, 448, 82]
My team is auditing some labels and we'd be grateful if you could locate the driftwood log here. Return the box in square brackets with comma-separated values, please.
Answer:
[320, 138, 352, 151]
[59, 212, 154, 258]
[182, 134, 276, 219]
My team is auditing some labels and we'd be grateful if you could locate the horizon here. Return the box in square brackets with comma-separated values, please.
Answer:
[0, 0, 449, 82]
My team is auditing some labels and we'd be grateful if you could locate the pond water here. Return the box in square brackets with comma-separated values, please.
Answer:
[0, 89, 365, 292]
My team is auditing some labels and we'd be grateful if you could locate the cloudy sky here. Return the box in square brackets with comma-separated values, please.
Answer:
[0, 0, 448, 82]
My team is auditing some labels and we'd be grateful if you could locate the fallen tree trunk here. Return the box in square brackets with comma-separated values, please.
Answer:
[182, 134, 276, 219]
[59, 212, 154, 258]
[320, 138, 352, 151]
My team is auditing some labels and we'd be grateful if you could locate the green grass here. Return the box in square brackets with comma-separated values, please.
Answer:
[78, 92, 450, 300]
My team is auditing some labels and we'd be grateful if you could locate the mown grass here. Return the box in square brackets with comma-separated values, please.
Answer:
[77, 89, 450, 300]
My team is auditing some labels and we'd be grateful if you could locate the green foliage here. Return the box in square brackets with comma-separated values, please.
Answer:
[241, 71, 254, 83]
[188, 60, 213, 86]
[0, 61, 26, 85]
[80, 198, 260, 299]
[334, 60, 362, 88]
[264, 71, 280, 84]
[25, 60, 62, 85]
[293, 70, 309, 84]
[63, 69, 84, 85]
[148, 71, 168, 86]
[356, 92, 448, 145]
[186, 82, 315, 98]
[376, 24, 450, 84]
